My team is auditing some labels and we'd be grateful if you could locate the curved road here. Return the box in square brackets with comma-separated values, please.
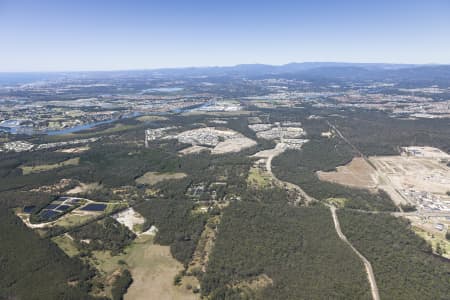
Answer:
[265, 147, 381, 300]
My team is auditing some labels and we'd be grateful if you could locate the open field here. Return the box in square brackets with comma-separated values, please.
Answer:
[21, 157, 80, 175]
[89, 236, 199, 300]
[124, 240, 199, 300]
[135, 172, 187, 186]
[412, 225, 450, 259]
[53, 212, 99, 228]
[317, 157, 378, 190]
[52, 234, 79, 257]
[56, 146, 90, 153]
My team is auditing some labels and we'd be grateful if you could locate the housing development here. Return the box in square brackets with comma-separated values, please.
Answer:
[1, 63, 450, 300]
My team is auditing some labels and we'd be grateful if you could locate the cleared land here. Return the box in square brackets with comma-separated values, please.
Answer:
[317, 157, 378, 190]
[135, 172, 187, 186]
[370, 155, 450, 196]
[112, 208, 145, 234]
[89, 236, 199, 300]
[124, 240, 199, 300]
[52, 234, 79, 257]
[56, 146, 90, 153]
[21, 157, 80, 175]
[178, 145, 209, 155]
[66, 182, 103, 195]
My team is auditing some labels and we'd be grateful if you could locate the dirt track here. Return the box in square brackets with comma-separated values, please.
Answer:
[329, 206, 380, 300]
[262, 143, 380, 300]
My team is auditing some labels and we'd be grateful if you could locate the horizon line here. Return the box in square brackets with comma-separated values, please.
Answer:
[0, 61, 448, 74]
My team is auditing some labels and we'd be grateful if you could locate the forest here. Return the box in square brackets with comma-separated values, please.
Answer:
[272, 136, 398, 211]
[0, 205, 102, 299]
[338, 210, 450, 299]
[71, 217, 136, 255]
[202, 202, 371, 299]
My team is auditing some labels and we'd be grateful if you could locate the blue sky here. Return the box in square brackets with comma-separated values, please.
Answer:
[0, 0, 449, 71]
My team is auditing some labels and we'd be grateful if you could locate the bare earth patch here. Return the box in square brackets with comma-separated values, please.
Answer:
[67, 182, 103, 195]
[56, 146, 90, 153]
[317, 157, 378, 190]
[112, 208, 145, 234]
[179, 145, 210, 155]
[135, 172, 187, 186]
[211, 137, 257, 154]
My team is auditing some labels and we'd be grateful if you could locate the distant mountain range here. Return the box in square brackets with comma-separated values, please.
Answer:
[1, 62, 450, 85]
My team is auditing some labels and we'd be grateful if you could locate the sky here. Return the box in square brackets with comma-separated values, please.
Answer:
[0, 0, 449, 72]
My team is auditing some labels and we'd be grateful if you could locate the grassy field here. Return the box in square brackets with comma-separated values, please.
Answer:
[246, 167, 271, 188]
[89, 235, 199, 300]
[413, 226, 450, 258]
[135, 172, 187, 186]
[21, 157, 80, 175]
[52, 234, 79, 257]
[54, 213, 96, 228]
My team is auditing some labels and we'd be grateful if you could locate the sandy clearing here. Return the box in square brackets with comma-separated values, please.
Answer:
[135, 172, 187, 186]
[112, 208, 145, 233]
[56, 146, 90, 153]
[317, 157, 378, 190]
[67, 182, 103, 194]
[178, 145, 210, 155]
[211, 137, 257, 154]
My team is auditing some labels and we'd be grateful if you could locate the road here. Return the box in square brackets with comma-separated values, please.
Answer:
[262, 143, 381, 300]
[329, 206, 381, 300]
[327, 121, 406, 212]
[264, 147, 314, 204]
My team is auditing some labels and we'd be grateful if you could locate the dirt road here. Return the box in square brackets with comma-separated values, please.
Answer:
[329, 206, 380, 300]
[262, 144, 381, 300]
[327, 121, 404, 212]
